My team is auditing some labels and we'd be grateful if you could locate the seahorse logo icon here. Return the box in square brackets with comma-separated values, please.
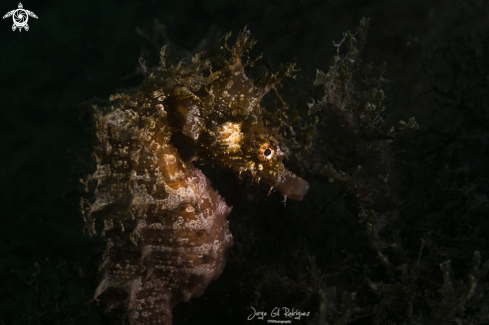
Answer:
[3, 3, 38, 32]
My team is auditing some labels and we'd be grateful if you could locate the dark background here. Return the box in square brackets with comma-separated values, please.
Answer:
[1, 0, 489, 324]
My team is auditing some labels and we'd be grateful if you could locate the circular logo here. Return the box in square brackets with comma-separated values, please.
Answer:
[2, 3, 38, 32]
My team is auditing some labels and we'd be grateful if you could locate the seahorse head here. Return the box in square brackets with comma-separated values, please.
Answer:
[155, 29, 310, 201]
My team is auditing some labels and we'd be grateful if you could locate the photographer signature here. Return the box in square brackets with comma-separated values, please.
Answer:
[247, 307, 310, 321]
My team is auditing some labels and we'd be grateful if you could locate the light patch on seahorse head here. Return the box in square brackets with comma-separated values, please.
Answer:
[216, 122, 243, 153]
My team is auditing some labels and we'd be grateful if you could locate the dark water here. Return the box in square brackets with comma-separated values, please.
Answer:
[1, 0, 488, 324]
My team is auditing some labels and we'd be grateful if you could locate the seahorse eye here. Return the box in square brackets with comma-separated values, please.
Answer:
[262, 147, 275, 161]
[258, 142, 275, 161]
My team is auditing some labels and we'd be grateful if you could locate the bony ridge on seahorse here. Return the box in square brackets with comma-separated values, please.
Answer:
[81, 28, 309, 325]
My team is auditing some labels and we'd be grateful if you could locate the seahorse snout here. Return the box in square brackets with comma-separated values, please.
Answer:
[259, 167, 310, 201]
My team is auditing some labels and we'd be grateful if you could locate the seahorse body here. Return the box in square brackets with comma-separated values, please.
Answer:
[82, 29, 309, 325]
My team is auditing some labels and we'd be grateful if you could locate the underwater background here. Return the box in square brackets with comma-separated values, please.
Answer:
[1, 0, 489, 324]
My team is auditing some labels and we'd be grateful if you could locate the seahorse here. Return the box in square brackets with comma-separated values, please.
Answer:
[81, 29, 309, 325]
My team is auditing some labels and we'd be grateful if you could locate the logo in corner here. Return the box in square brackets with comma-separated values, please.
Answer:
[3, 3, 37, 32]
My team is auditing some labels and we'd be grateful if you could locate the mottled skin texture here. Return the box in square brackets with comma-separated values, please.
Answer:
[81, 29, 309, 325]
